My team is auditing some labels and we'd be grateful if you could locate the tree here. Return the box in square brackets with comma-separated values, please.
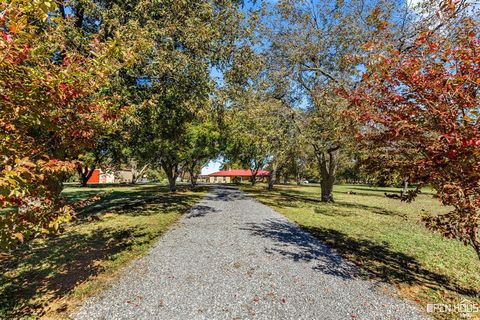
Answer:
[128, 91, 200, 192]
[262, 101, 300, 190]
[299, 90, 354, 201]
[124, 0, 247, 192]
[183, 120, 221, 187]
[76, 128, 127, 186]
[262, 0, 395, 201]
[0, 1, 127, 249]
[350, 11, 480, 258]
[129, 161, 150, 185]
[224, 101, 271, 186]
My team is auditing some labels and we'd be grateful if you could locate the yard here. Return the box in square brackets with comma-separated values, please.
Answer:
[0, 184, 207, 320]
[242, 183, 480, 320]
[2, 183, 479, 320]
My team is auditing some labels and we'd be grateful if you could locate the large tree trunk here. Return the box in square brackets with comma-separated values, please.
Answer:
[316, 147, 339, 203]
[320, 177, 335, 202]
[161, 161, 178, 192]
[167, 174, 177, 192]
[190, 174, 198, 188]
[77, 164, 95, 187]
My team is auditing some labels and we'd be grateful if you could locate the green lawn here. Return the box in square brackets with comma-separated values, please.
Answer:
[242, 183, 480, 320]
[0, 184, 207, 320]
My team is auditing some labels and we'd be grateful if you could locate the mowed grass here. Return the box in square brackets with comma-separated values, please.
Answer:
[0, 184, 207, 320]
[242, 183, 480, 320]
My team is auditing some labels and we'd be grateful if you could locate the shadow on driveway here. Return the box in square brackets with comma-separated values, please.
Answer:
[242, 217, 478, 297]
[241, 219, 358, 280]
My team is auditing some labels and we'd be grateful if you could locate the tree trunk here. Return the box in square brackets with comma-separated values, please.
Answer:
[401, 178, 409, 196]
[57, 0, 66, 19]
[321, 178, 335, 202]
[250, 167, 260, 186]
[190, 174, 197, 188]
[189, 165, 197, 188]
[268, 166, 277, 190]
[74, 6, 85, 29]
[131, 164, 149, 184]
[469, 224, 480, 260]
[167, 174, 177, 192]
[316, 147, 338, 203]
[77, 164, 95, 187]
[161, 161, 178, 192]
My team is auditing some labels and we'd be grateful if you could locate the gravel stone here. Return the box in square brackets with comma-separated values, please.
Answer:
[73, 186, 428, 320]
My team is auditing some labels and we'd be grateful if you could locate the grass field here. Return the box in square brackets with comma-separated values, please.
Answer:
[242, 183, 480, 320]
[0, 184, 207, 320]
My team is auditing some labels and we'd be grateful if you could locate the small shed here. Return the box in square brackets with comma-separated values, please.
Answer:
[86, 169, 115, 184]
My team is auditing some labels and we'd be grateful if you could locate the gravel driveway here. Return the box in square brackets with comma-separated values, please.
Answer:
[73, 186, 427, 320]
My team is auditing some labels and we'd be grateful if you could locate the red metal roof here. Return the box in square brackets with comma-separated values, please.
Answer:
[208, 169, 270, 177]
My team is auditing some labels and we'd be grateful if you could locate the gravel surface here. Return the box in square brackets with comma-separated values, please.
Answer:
[73, 186, 428, 320]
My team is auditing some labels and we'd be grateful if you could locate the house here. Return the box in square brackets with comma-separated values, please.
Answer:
[207, 169, 270, 184]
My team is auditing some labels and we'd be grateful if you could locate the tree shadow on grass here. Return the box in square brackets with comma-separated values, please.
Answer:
[245, 188, 320, 209]
[348, 186, 405, 194]
[314, 201, 404, 217]
[335, 190, 389, 199]
[302, 225, 478, 297]
[76, 186, 206, 218]
[0, 185, 207, 319]
[277, 191, 320, 205]
[249, 188, 403, 216]
[0, 226, 142, 319]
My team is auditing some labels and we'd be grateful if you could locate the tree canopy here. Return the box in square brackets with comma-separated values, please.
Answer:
[2, 0, 480, 261]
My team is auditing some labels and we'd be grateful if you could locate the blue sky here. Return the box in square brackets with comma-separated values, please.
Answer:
[201, 159, 222, 175]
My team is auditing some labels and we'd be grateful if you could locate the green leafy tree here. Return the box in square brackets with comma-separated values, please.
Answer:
[183, 120, 221, 187]
[123, 0, 247, 192]
[223, 95, 272, 186]
[263, 0, 396, 201]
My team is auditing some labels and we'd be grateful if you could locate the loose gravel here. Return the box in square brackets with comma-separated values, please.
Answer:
[73, 186, 428, 320]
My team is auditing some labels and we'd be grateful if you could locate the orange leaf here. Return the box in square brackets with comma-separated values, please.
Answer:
[14, 232, 24, 242]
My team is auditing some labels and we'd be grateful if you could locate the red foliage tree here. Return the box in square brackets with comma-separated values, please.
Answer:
[349, 18, 480, 258]
[0, 2, 121, 249]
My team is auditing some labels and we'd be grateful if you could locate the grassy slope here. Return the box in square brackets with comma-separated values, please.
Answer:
[0, 184, 207, 320]
[242, 183, 480, 320]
